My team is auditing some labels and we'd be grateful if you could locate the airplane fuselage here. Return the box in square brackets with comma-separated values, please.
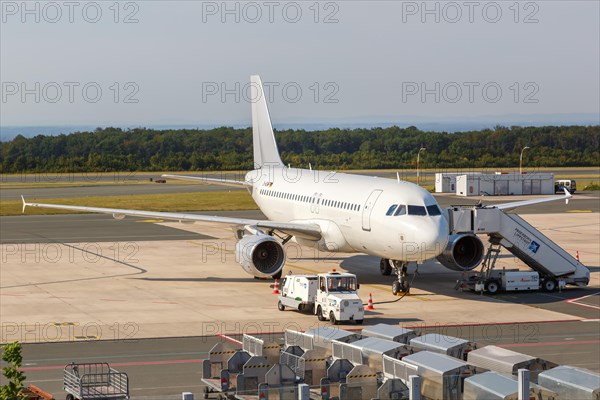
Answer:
[248, 167, 449, 262]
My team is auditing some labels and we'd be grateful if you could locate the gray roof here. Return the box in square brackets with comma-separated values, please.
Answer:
[410, 333, 469, 351]
[539, 365, 600, 391]
[465, 371, 518, 397]
[361, 324, 415, 341]
[305, 326, 356, 343]
[467, 345, 536, 373]
[403, 351, 468, 374]
[347, 336, 406, 355]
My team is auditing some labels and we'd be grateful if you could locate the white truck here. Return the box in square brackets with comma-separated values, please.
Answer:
[459, 268, 543, 294]
[277, 271, 365, 325]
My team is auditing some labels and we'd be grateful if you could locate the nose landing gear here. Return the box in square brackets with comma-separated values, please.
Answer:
[381, 259, 411, 295]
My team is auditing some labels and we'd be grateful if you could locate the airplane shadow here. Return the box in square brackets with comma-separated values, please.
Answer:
[133, 277, 261, 283]
[339, 255, 600, 307]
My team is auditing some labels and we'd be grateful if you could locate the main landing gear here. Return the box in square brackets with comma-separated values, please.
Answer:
[381, 259, 411, 295]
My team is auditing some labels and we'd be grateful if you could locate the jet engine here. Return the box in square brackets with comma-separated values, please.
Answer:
[235, 234, 286, 278]
[436, 234, 484, 271]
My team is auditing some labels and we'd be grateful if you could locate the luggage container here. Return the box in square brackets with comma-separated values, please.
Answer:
[285, 327, 361, 353]
[538, 365, 600, 400]
[401, 351, 475, 400]
[463, 371, 558, 400]
[361, 323, 418, 344]
[409, 333, 475, 360]
[467, 345, 554, 379]
[332, 336, 411, 371]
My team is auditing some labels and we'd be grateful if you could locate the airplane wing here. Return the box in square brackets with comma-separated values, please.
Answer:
[21, 196, 321, 240]
[495, 188, 572, 212]
[162, 174, 251, 187]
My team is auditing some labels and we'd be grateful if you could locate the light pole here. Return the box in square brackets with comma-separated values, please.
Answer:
[519, 146, 530, 174]
[417, 146, 426, 185]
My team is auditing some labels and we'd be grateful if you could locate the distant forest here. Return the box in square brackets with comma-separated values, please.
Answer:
[1, 125, 598, 173]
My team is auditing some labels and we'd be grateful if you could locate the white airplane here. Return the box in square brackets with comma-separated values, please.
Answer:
[22, 75, 572, 294]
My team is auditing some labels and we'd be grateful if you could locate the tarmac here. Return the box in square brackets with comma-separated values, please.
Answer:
[0, 192, 598, 398]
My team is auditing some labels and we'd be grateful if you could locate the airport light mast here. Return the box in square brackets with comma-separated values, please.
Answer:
[417, 146, 426, 185]
[520, 146, 530, 174]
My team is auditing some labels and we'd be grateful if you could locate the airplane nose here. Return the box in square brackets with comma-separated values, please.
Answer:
[421, 217, 449, 259]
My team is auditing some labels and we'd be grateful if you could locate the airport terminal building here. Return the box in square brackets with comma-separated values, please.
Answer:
[435, 172, 555, 196]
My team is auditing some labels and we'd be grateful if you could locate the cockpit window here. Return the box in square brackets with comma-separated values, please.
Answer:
[426, 204, 442, 216]
[394, 205, 407, 216]
[386, 205, 398, 216]
[407, 205, 427, 216]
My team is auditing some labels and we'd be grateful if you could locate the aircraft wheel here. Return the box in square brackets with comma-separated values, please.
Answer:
[392, 280, 401, 295]
[380, 258, 392, 276]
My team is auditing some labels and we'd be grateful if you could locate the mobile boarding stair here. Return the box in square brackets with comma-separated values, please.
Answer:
[451, 205, 590, 292]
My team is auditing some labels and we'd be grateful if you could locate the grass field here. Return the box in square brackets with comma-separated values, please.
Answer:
[1, 167, 597, 216]
[0, 191, 258, 216]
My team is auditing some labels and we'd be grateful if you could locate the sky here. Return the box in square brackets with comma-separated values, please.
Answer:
[1, 0, 599, 129]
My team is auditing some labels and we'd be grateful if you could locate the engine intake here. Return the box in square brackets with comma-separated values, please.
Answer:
[436, 234, 484, 271]
[236, 234, 285, 278]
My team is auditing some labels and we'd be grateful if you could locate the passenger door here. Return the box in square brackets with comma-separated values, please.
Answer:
[362, 190, 383, 231]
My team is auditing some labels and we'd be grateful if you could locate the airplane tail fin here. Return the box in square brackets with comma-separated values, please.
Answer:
[250, 75, 284, 169]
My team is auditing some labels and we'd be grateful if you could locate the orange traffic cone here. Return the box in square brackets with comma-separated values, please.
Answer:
[272, 279, 280, 294]
[367, 293, 374, 310]
[576, 250, 580, 262]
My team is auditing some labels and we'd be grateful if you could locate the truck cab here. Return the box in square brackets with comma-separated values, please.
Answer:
[277, 271, 364, 324]
[315, 271, 364, 325]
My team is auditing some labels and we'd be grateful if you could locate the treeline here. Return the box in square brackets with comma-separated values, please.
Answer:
[0, 125, 598, 173]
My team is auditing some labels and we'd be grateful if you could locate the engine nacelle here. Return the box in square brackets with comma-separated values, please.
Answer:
[235, 234, 286, 278]
[436, 234, 484, 271]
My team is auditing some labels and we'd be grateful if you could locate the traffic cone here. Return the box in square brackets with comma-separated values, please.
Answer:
[576, 250, 580, 262]
[272, 279, 280, 294]
[367, 293, 374, 310]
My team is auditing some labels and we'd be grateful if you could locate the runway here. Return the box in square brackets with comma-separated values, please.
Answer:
[0, 210, 267, 244]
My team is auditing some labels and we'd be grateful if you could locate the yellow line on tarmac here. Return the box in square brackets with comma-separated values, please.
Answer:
[566, 210, 593, 213]
[136, 219, 166, 223]
[284, 264, 320, 274]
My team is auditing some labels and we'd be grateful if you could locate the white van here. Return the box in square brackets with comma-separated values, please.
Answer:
[555, 179, 577, 194]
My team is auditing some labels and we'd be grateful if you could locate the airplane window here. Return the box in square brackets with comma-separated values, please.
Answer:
[408, 205, 427, 216]
[386, 205, 398, 216]
[394, 205, 407, 216]
[426, 205, 442, 216]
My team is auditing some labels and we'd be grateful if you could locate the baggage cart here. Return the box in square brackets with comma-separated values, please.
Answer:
[63, 362, 129, 400]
